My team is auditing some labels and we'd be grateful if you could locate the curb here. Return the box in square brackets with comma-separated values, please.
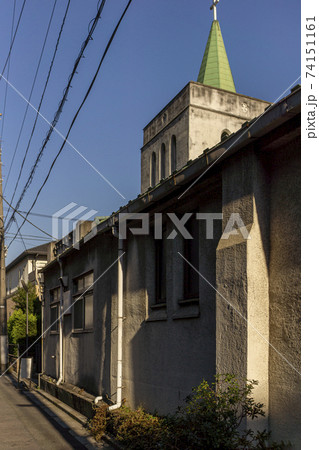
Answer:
[8, 371, 120, 449]
[9, 370, 88, 426]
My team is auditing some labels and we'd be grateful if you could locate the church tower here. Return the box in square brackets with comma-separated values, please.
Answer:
[140, 1, 270, 193]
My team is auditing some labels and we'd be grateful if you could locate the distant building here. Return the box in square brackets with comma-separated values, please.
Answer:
[41, 10, 301, 449]
[5, 243, 54, 320]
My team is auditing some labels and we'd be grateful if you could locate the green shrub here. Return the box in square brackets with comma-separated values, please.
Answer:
[89, 375, 288, 449]
[90, 405, 168, 449]
[169, 374, 284, 449]
[7, 309, 37, 344]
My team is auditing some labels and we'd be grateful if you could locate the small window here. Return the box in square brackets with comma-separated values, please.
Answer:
[150, 152, 157, 187]
[155, 230, 167, 304]
[73, 272, 94, 332]
[50, 287, 59, 303]
[50, 304, 59, 332]
[73, 298, 84, 330]
[221, 130, 230, 142]
[171, 135, 176, 173]
[160, 144, 166, 179]
[183, 216, 199, 299]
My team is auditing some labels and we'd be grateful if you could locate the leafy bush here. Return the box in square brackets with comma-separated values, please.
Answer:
[90, 405, 168, 449]
[169, 374, 280, 449]
[12, 283, 38, 314]
[89, 375, 288, 449]
[7, 309, 37, 344]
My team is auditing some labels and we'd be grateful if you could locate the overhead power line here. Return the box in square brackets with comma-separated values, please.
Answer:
[13, 217, 27, 251]
[4, 0, 71, 209]
[1, 195, 54, 240]
[6, 0, 133, 251]
[5, 0, 107, 233]
[3, 207, 78, 222]
[0, 0, 27, 82]
[3, 0, 58, 196]
[0, 0, 16, 140]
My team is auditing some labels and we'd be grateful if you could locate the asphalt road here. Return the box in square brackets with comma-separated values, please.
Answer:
[0, 375, 103, 449]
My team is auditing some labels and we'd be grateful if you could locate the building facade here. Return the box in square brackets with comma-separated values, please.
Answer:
[41, 11, 301, 448]
[5, 243, 53, 321]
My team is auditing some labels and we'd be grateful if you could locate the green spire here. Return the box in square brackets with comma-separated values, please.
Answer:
[197, 20, 236, 93]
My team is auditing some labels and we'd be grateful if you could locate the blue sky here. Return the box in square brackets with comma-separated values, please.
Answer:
[0, 0, 301, 263]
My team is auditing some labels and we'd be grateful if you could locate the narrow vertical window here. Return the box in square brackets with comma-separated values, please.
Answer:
[161, 144, 166, 179]
[183, 216, 199, 299]
[72, 271, 94, 332]
[151, 152, 157, 187]
[171, 135, 176, 174]
[155, 229, 167, 304]
[50, 287, 60, 333]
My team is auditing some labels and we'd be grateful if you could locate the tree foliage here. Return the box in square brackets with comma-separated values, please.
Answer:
[12, 282, 38, 314]
[7, 309, 37, 344]
[8, 282, 41, 345]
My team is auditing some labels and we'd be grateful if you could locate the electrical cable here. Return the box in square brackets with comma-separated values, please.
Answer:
[3, 0, 71, 209]
[6, 232, 51, 240]
[13, 217, 27, 251]
[6, 0, 133, 250]
[5, 0, 107, 232]
[6, 235, 50, 243]
[0, 0, 16, 140]
[3, 0, 58, 196]
[0, 0, 27, 82]
[1, 195, 54, 239]
[3, 207, 78, 222]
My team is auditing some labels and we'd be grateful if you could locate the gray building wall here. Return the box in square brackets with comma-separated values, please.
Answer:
[268, 138, 301, 446]
[43, 234, 117, 396]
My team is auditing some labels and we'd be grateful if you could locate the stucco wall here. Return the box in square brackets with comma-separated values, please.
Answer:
[268, 139, 301, 448]
[43, 233, 117, 396]
[115, 195, 222, 413]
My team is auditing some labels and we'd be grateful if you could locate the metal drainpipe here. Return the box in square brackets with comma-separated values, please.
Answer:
[57, 257, 63, 386]
[109, 226, 124, 411]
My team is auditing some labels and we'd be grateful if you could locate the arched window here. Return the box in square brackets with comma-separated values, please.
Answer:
[161, 144, 166, 179]
[151, 152, 156, 187]
[221, 129, 230, 142]
[171, 135, 176, 174]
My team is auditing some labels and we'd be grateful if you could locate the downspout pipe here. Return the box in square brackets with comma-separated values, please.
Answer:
[57, 257, 64, 386]
[109, 226, 124, 411]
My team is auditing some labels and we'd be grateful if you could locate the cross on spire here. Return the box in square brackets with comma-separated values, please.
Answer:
[210, 0, 220, 21]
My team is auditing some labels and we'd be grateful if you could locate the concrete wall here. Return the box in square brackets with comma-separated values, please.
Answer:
[215, 140, 300, 447]
[216, 149, 270, 434]
[113, 193, 222, 413]
[268, 139, 301, 448]
[43, 233, 117, 396]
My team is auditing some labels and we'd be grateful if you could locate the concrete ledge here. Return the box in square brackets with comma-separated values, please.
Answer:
[40, 374, 101, 419]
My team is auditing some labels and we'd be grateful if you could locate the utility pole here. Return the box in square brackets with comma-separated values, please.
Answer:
[0, 116, 8, 373]
[21, 280, 29, 357]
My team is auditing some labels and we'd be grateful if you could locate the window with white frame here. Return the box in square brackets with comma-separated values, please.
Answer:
[72, 272, 94, 332]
